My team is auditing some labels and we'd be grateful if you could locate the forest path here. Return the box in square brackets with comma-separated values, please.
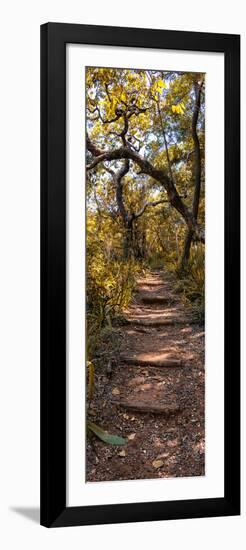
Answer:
[87, 270, 205, 482]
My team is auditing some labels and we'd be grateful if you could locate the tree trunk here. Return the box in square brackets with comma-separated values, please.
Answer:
[180, 79, 203, 270]
[123, 219, 147, 260]
[123, 219, 134, 259]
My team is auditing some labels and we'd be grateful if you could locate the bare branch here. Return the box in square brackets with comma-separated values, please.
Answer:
[103, 164, 115, 178]
[133, 198, 169, 219]
[156, 99, 175, 185]
[105, 83, 111, 103]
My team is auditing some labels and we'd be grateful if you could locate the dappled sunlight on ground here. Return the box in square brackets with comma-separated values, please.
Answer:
[87, 270, 205, 482]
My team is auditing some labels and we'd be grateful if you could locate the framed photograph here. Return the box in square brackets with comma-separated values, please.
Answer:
[41, 23, 240, 527]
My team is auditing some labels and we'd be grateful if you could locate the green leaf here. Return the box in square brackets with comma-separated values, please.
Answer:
[87, 420, 127, 445]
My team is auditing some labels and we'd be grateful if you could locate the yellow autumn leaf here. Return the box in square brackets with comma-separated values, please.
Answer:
[172, 103, 184, 115]
[157, 79, 166, 90]
[120, 91, 127, 102]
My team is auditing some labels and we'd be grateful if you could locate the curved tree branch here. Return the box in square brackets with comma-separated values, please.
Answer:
[86, 134, 205, 243]
[133, 198, 168, 219]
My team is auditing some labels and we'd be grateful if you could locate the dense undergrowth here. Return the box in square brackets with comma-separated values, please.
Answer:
[87, 251, 144, 362]
[175, 244, 205, 323]
[148, 239, 205, 324]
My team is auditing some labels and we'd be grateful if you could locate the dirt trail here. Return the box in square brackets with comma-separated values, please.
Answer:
[87, 270, 205, 482]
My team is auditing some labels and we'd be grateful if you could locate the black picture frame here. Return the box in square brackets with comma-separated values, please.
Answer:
[40, 22, 240, 528]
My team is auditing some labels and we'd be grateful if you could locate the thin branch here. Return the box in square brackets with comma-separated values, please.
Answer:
[133, 199, 169, 219]
[156, 99, 175, 185]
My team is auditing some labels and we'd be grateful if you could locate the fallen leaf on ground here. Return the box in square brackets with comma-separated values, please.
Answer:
[128, 376, 145, 387]
[152, 459, 164, 469]
[167, 439, 178, 448]
[87, 421, 127, 446]
[112, 387, 120, 396]
[128, 433, 136, 441]
[118, 450, 127, 457]
[153, 438, 164, 447]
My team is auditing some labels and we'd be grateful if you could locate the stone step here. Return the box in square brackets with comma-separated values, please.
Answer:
[141, 295, 172, 305]
[113, 399, 180, 415]
[137, 281, 164, 287]
[120, 353, 183, 368]
[125, 317, 190, 327]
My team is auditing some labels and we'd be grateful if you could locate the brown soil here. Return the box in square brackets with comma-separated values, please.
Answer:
[86, 270, 205, 482]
